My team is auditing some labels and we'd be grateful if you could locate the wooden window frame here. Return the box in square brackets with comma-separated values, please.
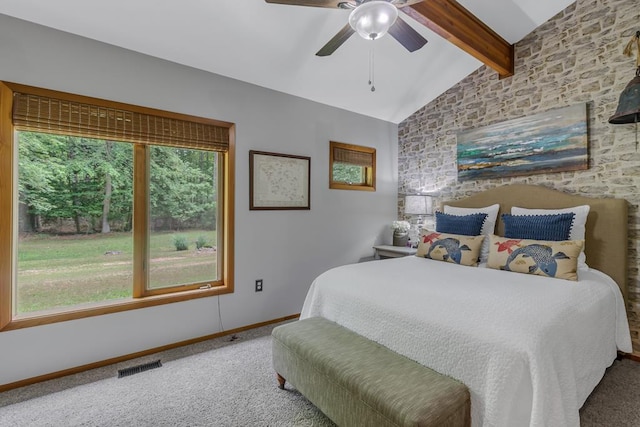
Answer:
[329, 141, 376, 192]
[0, 82, 235, 331]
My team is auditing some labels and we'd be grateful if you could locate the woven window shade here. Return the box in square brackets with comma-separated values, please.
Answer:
[12, 92, 229, 152]
[333, 146, 373, 167]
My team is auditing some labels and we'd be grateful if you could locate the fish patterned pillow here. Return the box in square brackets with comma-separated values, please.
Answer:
[416, 230, 485, 266]
[487, 235, 584, 281]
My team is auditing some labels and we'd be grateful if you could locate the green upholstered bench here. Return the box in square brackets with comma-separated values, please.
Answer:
[272, 317, 470, 427]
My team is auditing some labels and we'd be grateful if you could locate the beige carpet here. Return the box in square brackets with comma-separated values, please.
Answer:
[0, 321, 638, 426]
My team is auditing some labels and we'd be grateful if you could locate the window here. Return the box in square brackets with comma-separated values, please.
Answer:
[0, 82, 235, 331]
[329, 141, 376, 191]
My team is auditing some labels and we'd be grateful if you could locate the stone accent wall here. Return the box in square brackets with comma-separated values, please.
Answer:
[398, 0, 640, 355]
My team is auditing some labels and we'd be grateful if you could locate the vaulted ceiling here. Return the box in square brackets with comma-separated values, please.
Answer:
[0, 0, 575, 123]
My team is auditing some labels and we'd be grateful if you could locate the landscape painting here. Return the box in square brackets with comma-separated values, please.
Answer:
[457, 104, 588, 181]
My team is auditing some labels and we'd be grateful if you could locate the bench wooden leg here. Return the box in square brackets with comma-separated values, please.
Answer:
[276, 372, 286, 389]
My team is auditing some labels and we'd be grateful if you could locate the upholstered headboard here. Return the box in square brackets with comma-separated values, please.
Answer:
[444, 184, 628, 300]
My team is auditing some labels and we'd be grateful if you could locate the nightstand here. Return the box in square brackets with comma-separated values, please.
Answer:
[373, 245, 417, 259]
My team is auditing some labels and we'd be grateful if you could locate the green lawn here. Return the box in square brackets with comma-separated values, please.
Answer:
[16, 230, 217, 314]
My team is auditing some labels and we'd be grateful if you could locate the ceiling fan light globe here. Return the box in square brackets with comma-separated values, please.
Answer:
[348, 1, 398, 41]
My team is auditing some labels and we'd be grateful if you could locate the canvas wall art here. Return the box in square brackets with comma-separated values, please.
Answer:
[457, 104, 588, 181]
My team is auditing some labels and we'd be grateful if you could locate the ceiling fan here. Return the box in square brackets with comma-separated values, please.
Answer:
[265, 0, 428, 56]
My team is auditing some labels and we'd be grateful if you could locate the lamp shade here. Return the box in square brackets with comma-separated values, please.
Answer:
[349, 1, 398, 41]
[405, 195, 433, 216]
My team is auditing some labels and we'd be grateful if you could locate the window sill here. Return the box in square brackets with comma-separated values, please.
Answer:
[2, 285, 232, 332]
[329, 182, 375, 191]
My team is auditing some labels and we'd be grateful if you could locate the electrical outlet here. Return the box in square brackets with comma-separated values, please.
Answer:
[255, 279, 263, 292]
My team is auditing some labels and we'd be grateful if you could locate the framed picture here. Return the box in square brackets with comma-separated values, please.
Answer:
[249, 150, 311, 210]
[457, 104, 588, 181]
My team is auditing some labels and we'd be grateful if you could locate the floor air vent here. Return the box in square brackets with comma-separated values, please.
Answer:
[118, 360, 162, 378]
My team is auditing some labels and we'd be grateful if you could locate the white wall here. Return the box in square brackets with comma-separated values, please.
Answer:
[0, 14, 398, 386]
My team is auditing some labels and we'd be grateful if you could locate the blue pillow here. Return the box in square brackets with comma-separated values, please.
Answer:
[435, 212, 487, 236]
[502, 213, 575, 241]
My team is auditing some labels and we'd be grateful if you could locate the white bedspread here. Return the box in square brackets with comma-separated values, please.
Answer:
[300, 256, 632, 427]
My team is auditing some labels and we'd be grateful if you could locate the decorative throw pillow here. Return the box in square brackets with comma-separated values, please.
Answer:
[444, 204, 499, 263]
[487, 235, 584, 281]
[511, 205, 590, 268]
[502, 212, 575, 241]
[416, 230, 485, 266]
[435, 212, 487, 236]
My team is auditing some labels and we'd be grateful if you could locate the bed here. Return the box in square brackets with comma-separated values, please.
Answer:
[300, 184, 632, 427]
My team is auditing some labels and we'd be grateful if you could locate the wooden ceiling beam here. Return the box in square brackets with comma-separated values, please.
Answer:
[403, 0, 514, 78]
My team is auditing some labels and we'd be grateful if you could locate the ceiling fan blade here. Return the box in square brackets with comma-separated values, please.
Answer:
[264, 0, 424, 7]
[265, 0, 348, 8]
[316, 24, 355, 56]
[388, 16, 428, 52]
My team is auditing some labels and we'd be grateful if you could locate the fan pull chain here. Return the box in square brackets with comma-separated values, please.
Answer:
[369, 44, 375, 92]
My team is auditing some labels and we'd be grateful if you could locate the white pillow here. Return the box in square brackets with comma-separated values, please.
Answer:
[511, 205, 590, 268]
[443, 204, 499, 264]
